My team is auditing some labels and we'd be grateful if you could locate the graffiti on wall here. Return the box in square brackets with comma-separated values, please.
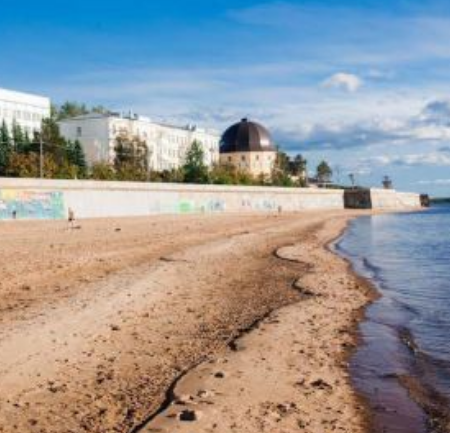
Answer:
[177, 199, 226, 214]
[241, 197, 278, 211]
[178, 200, 195, 214]
[177, 197, 279, 214]
[0, 190, 65, 220]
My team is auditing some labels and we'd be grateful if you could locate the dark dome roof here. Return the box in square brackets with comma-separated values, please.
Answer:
[220, 118, 276, 154]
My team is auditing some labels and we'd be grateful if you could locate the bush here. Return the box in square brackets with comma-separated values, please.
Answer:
[90, 162, 116, 181]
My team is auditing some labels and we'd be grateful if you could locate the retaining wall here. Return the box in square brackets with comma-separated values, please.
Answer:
[370, 188, 422, 209]
[344, 188, 422, 210]
[0, 178, 345, 220]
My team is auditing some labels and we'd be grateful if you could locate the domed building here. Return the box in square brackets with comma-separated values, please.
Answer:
[219, 118, 277, 177]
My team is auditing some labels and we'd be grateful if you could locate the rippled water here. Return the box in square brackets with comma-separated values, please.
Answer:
[337, 205, 450, 433]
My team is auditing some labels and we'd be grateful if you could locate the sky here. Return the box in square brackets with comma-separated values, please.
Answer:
[1, 0, 450, 196]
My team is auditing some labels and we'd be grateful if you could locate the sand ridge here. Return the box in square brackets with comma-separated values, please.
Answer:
[141, 217, 373, 433]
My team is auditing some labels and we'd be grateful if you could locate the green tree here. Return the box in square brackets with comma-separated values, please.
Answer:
[19, 130, 32, 154]
[55, 101, 111, 121]
[6, 152, 61, 179]
[0, 120, 12, 175]
[289, 154, 307, 176]
[271, 151, 293, 187]
[66, 140, 88, 178]
[289, 154, 308, 187]
[235, 169, 256, 186]
[182, 140, 209, 184]
[1, 114, 86, 179]
[209, 163, 259, 186]
[209, 164, 236, 185]
[316, 160, 333, 185]
[91, 105, 110, 115]
[11, 121, 25, 151]
[34, 117, 67, 166]
[114, 133, 149, 181]
[73, 140, 87, 178]
[55, 102, 89, 120]
[159, 168, 184, 183]
[65, 140, 76, 165]
[91, 162, 116, 181]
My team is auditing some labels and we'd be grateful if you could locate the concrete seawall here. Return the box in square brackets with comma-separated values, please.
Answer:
[344, 188, 422, 210]
[370, 188, 422, 209]
[0, 179, 423, 220]
[0, 178, 345, 220]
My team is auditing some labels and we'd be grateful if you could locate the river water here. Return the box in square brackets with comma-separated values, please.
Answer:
[336, 205, 450, 433]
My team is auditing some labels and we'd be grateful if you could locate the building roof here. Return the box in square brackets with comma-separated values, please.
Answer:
[220, 118, 276, 154]
[0, 87, 50, 108]
[59, 112, 220, 136]
[58, 113, 116, 122]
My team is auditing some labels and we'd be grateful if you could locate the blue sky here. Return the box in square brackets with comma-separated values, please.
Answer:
[2, 0, 450, 196]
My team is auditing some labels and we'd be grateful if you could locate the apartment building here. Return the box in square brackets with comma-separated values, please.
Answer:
[59, 113, 220, 171]
[0, 87, 50, 134]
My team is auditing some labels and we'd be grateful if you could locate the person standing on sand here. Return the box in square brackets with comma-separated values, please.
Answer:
[68, 207, 75, 229]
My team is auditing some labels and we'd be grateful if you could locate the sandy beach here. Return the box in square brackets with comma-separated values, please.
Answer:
[0, 211, 374, 433]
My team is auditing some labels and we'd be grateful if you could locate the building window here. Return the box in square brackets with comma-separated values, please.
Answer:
[241, 155, 246, 162]
[228, 156, 232, 162]
[76, 127, 82, 137]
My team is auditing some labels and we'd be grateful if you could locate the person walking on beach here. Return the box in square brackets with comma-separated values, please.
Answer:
[68, 207, 75, 229]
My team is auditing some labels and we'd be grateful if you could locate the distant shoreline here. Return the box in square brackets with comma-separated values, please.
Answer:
[430, 197, 450, 204]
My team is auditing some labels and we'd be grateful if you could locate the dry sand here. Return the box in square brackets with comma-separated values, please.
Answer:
[0, 211, 374, 433]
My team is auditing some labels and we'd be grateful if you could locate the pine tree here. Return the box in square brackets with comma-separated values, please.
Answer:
[73, 140, 87, 178]
[39, 117, 69, 167]
[0, 120, 12, 175]
[22, 130, 32, 153]
[182, 140, 208, 184]
[65, 140, 76, 165]
[12, 121, 25, 152]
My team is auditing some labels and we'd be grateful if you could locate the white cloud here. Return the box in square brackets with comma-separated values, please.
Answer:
[363, 152, 450, 167]
[417, 179, 450, 185]
[366, 69, 395, 80]
[45, 64, 450, 158]
[322, 73, 363, 93]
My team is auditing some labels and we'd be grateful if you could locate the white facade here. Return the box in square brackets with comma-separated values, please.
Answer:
[0, 87, 50, 135]
[59, 113, 220, 171]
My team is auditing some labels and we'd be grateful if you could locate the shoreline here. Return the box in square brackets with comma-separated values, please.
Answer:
[139, 215, 376, 433]
[0, 210, 417, 433]
[338, 210, 450, 433]
[327, 224, 381, 433]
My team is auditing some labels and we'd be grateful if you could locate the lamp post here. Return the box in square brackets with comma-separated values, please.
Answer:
[39, 135, 44, 178]
[349, 173, 356, 189]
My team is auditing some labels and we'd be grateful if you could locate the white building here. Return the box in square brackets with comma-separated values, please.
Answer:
[0, 87, 51, 135]
[59, 113, 220, 171]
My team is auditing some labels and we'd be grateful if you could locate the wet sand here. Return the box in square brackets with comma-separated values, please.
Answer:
[0, 211, 373, 433]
